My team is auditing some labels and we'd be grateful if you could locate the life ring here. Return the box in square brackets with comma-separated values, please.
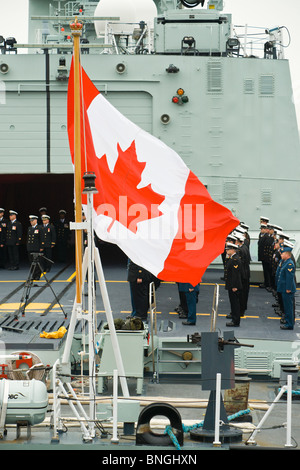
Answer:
[136, 402, 183, 447]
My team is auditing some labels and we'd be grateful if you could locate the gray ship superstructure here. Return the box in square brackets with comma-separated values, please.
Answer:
[0, 0, 299, 271]
[0, 1, 300, 450]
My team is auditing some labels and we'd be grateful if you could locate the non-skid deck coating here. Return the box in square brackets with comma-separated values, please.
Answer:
[0, 245, 299, 343]
[0, 246, 300, 451]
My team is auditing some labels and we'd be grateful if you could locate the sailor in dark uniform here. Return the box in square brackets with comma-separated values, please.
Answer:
[26, 215, 43, 280]
[264, 223, 276, 291]
[271, 235, 282, 302]
[240, 222, 250, 247]
[276, 242, 296, 330]
[234, 228, 250, 317]
[269, 226, 281, 293]
[40, 214, 56, 272]
[225, 242, 243, 327]
[6, 210, 22, 270]
[259, 216, 269, 230]
[127, 261, 154, 321]
[54, 209, 70, 262]
[38, 207, 48, 225]
[258, 223, 272, 289]
[26, 215, 42, 253]
[258, 217, 269, 261]
[272, 224, 283, 236]
[0, 208, 8, 268]
[273, 231, 289, 318]
[178, 282, 200, 326]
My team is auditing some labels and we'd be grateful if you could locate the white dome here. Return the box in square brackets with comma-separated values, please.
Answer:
[94, 0, 157, 37]
[94, 0, 137, 36]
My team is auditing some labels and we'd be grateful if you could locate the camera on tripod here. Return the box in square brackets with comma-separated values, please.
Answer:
[31, 252, 43, 260]
[30, 251, 54, 264]
[16, 251, 65, 319]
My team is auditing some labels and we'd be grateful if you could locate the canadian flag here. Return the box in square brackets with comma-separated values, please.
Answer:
[67, 59, 239, 286]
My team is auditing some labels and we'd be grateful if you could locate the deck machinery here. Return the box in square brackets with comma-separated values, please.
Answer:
[0, 0, 299, 273]
[0, 0, 299, 448]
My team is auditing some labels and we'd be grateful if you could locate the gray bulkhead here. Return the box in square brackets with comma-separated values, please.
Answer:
[0, 0, 299, 263]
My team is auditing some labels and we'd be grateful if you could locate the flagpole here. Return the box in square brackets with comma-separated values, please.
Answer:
[71, 17, 83, 305]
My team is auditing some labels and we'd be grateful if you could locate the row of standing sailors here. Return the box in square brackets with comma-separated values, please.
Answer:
[223, 216, 296, 330]
[223, 222, 251, 327]
[258, 216, 296, 330]
[0, 208, 70, 271]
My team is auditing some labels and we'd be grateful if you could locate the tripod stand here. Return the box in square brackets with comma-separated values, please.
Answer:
[17, 253, 66, 320]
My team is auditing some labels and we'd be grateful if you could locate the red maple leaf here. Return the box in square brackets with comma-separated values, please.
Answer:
[93, 141, 165, 233]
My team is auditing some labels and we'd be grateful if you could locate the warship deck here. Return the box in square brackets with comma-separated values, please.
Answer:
[0, 244, 300, 451]
[0, 244, 298, 343]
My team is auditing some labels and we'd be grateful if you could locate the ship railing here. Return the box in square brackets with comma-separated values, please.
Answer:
[149, 281, 158, 376]
[232, 24, 289, 59]
[210, 283, 219, 332]
[98, 21, 154, 55]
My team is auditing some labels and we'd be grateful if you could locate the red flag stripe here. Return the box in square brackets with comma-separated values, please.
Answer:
[67, 60, 240, 286]
[158, 171, 239, 285]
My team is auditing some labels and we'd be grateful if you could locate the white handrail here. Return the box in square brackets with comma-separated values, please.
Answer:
[246, 374, 293, 446]
[111, 369, 119, 444]
[213, 373, 222, 446]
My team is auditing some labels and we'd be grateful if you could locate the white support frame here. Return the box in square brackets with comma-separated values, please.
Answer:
[51, 188, 129, 443]
[247, 374, 293, 447]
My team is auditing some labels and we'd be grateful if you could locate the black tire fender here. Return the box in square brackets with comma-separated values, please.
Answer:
[136, 402, 183, 447]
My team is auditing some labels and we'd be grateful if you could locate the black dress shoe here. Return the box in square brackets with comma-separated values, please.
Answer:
[226, 314, 232, 319]
[182, 321, 196, 326]
[175, 307, 185, 314]
[226, 321, 239, 327]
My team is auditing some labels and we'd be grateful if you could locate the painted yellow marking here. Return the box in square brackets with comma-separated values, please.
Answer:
[0, 302, 61, 310]
[0, 277, 299, 291]
[66, 271, 76, 282]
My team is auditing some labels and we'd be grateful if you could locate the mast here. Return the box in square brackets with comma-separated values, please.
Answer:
[71, 17, 83, 305]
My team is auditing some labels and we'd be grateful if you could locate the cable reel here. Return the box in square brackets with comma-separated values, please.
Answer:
[6, 351, 45, 381]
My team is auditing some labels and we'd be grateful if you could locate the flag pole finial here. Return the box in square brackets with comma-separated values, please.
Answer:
[70, 16, 83, 33]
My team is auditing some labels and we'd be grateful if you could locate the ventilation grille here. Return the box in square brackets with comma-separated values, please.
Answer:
[260, 75, 275, 96]
[261, 189, 272, 205]
[207, 61, 222, 93]
[223, 180, 239, 202]
[244, 78, 254, 94]
[244, 354, 271, 370]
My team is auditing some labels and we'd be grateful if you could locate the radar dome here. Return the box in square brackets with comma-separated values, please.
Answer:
[94, 0, 157, 36]
[94, 0, 137, 36]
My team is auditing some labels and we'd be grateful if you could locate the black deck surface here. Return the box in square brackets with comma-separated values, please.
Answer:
[0, 244, 299, 344]
[1, 246, 300, 451]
